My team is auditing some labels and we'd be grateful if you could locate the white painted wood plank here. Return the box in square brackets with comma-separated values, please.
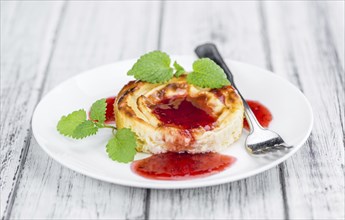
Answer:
[149, 2, 286, 219]
[3, 1, 343, 219]
[322, 1, 345, 70]
[160, 1, 269, 69]
[0, 1, 18, 37]
[0, 2, 65, 219]
[264, 1, 344, 219]
[9, 1, 161, 219]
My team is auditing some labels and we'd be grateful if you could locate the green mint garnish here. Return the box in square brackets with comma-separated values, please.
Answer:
[106, 128, 137, 163]
[90, 98, 107, 123]
[128, 51, 229, 89]
[72, 121, 98, 139]
[173, 61, 185, 77]
[127, 51, 174, 83]
[187, 58, 230, 88]
[57, 98, 109, 139]
[57, 109, 87, 138]
[57, 99, 137, 163]
[72, 120, 99, 139]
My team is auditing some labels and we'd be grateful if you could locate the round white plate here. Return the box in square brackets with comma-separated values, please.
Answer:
[32, 56, 313, 189]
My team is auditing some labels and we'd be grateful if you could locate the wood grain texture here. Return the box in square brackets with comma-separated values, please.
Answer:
[322, 0, 345, 70]
[7, 1, 161, 219]
[148, 2, 286, 219]
[264, 1, 344, 219]
[0, 2, 66, 219]
[1, 1, 344, 220]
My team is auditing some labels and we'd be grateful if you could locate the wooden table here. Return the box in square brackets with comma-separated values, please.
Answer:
[1, 1, 344, 219]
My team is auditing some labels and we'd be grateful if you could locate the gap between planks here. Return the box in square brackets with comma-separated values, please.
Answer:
[259, 2, 290, 219]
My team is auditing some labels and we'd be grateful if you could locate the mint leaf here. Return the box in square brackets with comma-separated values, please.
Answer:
[72, 120, 98, 139]
[173, 61, 185, 77]
[106, 128, 137, 163]
[127, 51, 174, 83]
[57, 110, 86, 137]
[187, 58, 230, 88]
[90, 98, 107, 123]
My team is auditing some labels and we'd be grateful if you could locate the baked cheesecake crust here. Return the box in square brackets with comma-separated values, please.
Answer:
[114, 75, 244, 154]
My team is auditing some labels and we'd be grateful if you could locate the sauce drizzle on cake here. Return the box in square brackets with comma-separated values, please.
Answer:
[152, 97, 216, 130]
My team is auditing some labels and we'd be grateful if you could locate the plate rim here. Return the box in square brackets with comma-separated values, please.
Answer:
[32, 57, 314, 189]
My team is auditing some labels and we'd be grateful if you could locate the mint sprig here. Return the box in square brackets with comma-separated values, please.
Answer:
[128, 51, 174, 83]
[57, 99, 137, 163]
[173, 61, 185, 77]
[57, 100, 110, 139]
[57, 109, 87, 138]
[73, 120, 98, 139]
[90, 98, 107, 123]
[187, 58, 230, 88]
[128, 51, 229, 88]
[106, 128, 137, 163]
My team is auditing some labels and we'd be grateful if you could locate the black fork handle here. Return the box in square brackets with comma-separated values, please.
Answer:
[195, 43, 234, 85]
[195, 43, 263, 131]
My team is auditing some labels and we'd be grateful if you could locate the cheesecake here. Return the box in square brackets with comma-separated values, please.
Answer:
[114, 75, 244, 154]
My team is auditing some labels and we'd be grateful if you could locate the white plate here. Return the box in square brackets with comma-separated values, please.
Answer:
[32, 56, 313, 189]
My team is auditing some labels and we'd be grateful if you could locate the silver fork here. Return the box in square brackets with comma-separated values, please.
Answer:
[195, 43, 292, 155]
